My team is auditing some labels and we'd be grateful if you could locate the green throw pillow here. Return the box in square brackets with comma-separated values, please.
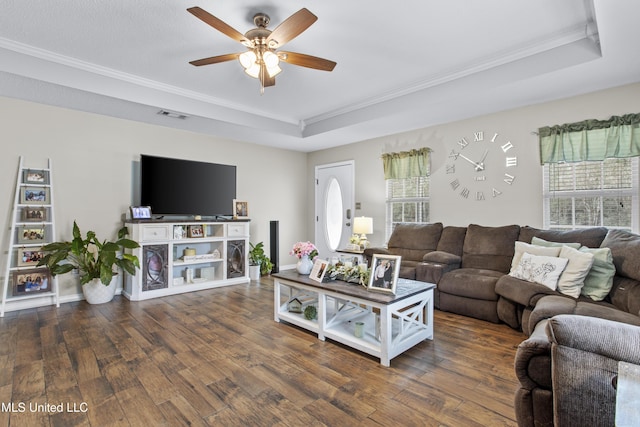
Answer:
[579, 246, 616, 301]
[531, 237, 581, 249]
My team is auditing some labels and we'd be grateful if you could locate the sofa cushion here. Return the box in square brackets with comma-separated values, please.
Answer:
[509, 253, 569, 290]
[555, 246, 594, 298]
[609, 277, 640, 316]
[387, 223, 443, 261]
[519, 226, 608, 248]
[436, 225, 467, 257]
[422, 250, 461, 265]
[439, 268, 503, 301]
[601, 229, 640, 281]
[462, 224, 520, 272]
[579, 246, 615, 301]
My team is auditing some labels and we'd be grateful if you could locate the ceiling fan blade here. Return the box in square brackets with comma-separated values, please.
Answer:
[187, 7, 249, 45]
[279, 51, 336, 71]
[189, 53, 240, 67]
[266, 8, 317, 47]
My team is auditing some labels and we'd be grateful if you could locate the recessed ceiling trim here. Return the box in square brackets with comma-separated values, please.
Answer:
[0, 36, 298, 126]
[302, 23, 596, 127]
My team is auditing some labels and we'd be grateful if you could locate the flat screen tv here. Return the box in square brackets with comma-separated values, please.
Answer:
[140, 154, 236, 217]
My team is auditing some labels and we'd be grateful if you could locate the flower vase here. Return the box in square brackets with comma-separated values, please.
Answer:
[296, 255, 313, 275]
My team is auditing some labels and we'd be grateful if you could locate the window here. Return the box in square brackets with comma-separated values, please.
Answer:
[385, 175, 430, 240]
[543, 157, 639, 231]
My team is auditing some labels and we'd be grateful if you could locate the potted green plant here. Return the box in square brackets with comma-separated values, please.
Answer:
[248, 241, 273, 280]
[38, 221, 140, 304]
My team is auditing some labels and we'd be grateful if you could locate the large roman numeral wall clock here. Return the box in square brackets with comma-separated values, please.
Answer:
[446, 131, 518, 201]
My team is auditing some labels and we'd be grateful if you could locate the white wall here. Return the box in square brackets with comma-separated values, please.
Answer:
[0, 96, 308, 300]
[307, 82, 640, 248]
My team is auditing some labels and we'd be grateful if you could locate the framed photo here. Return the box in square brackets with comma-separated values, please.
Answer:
[17, 248, 46, 266]
[130, 206, 152, 219]
[309, 258, 329, 283]
[22, 207, 47, 222]
[233, 199, 248, 219]
[187, 224, 204, 238]
[18, 227, 46, 244]
[368, 254, 401, 294]
[20, 187, 50, 205]
[23, 169, 49, 185]
[12, 268, 52, 296]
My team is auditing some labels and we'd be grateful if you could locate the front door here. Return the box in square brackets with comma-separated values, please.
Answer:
[315, 161, 355, 259]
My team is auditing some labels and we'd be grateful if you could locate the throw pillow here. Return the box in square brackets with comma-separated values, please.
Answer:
[509, 252, 569, 290]
[531, 237, 581, 249]
[556, 246, 595, 298]
[579, 246, 616, 301]
[510, 241, 562, 272]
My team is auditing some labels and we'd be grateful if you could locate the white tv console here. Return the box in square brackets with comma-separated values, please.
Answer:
[123, 219, 250, 301]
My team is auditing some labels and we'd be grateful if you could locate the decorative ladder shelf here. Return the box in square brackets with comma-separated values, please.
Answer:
[1, 157, 59, 317]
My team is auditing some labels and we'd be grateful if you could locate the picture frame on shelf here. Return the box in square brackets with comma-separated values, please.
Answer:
[233, 199, 248, 219]
[130, 206, 152, 219]
[18, 227, 46, 244]
[22, 207, 47, 222]
[309, 258, 329, 283]
[17, 248, 46, 267]
[23, 169, 49, 185]
[20, 187, 49, 205]
[12, 268, 52, 296]
[187, 224, 204, 238]
[368, 254, 401, 294]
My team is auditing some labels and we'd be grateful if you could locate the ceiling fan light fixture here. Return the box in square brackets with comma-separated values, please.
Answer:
[244, 62, 261, 78]
[266, 64, 282, 78]
[238, 50, 257, 69]
[262, 50, 279, 68]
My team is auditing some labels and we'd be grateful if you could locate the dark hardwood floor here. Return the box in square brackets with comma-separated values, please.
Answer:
[0, 276, 526, 426]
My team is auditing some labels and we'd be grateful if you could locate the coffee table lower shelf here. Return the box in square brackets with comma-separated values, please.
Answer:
[273, 271, 435, 367]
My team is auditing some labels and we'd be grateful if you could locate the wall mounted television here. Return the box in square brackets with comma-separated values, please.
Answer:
[140, 154, 236, 218]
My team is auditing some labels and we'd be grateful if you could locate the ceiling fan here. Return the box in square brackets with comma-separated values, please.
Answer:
[187, 6, 337, 94]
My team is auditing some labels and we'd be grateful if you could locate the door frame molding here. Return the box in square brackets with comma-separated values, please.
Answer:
[315, 160, 355, 256]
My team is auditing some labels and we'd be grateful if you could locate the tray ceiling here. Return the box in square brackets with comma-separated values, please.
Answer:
[1, 0, 639, 151]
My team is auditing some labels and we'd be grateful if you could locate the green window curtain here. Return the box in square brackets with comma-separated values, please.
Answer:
[538, 113, 640, 164]
[382, 147, 431, 179]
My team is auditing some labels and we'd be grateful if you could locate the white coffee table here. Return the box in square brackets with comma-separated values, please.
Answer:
[273, 270, 435, 367]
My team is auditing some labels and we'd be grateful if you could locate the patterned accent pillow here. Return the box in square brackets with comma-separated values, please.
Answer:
[509, 252, 569, 290]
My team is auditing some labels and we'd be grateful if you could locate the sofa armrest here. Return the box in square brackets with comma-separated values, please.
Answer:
[415, 251, 461, 284]
[422, 250, 461, 267]
[495, 274, 558, 306]
[515, 319, 552, 391]
[363, 247, 390, 257]
[547, 315, 640, 364]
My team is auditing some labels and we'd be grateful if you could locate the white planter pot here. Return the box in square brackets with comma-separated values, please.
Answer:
[249, 264, 261, 281]
[82, 276, 118, 304]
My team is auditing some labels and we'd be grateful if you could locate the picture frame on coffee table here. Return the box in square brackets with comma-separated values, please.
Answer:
[368, 254, 401, 294]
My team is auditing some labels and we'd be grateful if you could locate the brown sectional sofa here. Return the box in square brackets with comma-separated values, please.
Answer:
[365, 223, 640, 427]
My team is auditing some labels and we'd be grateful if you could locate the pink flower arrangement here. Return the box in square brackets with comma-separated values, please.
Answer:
[290, 241, 319, 259]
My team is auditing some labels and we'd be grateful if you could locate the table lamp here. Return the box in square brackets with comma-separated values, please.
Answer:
[353, 216, 373, 249]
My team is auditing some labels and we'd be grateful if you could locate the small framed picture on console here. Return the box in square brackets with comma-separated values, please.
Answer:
[130, 206, 152, 219]
[233, 199, 248, 219]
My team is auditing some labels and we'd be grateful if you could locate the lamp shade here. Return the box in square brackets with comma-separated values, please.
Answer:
[353, 217, 373, 235]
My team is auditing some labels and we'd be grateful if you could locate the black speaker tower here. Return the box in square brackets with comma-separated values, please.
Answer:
[270, 220, 279, 273]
